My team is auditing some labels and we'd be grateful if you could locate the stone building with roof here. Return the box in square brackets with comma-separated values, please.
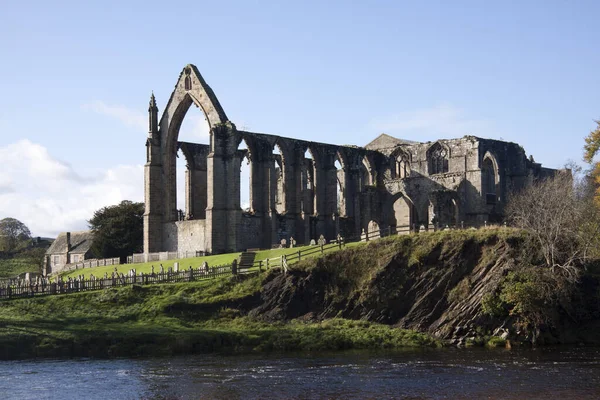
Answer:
[44, 231, 95, 275]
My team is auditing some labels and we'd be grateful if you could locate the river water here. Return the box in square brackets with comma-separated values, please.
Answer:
[1, 347, 599, 399]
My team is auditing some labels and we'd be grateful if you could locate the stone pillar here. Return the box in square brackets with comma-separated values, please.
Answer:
[184, 166, 193, 219]
[193, 161, 207, 219]
[205, 123, 239, 253]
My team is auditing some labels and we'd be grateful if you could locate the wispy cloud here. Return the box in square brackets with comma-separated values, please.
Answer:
[179, 112, 210, 142]
[370, 104, 491, 141]
[81, 100, 147, 132]
[82, 100, 211, 142]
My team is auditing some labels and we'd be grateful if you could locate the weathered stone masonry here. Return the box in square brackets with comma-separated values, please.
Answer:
[143, 64, 558, 255]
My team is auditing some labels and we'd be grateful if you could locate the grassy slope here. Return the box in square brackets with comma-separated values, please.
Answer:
[0, 271, 438, 360]
[0, 258, 38, 279]
[61, 242, 364, 279]
[5, 230, 530, 360]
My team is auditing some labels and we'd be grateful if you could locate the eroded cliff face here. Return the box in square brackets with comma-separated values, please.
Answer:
[248, 230, 600, 345]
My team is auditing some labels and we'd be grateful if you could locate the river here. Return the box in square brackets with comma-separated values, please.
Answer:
[0, 347, 599, 399]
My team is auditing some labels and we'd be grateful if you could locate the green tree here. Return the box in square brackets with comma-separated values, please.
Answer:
[88, 200, 144, 261]
[0, 218, 31, 253]
[583, 120, 600, 205]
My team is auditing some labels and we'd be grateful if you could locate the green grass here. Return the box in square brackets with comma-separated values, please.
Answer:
[0, 257, 38, 279]
[60, 242, 366, 279]
[0, 272, 439, 359]
[1, 228, 530, 359]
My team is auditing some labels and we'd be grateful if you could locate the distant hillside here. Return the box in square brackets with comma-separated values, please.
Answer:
[0, 238, 52, 278]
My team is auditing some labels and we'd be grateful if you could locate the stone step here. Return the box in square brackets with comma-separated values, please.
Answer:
[238, 251, 257, 267]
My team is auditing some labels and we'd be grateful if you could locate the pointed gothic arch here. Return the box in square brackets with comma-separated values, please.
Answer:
[390, 147, 411, 179]
[427, 142, 450, 175]
[482, 151, 500, 205]
[157, 65, 230, 223]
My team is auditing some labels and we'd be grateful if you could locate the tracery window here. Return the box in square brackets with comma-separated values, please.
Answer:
[397, 154, 410, 178]
[428, 143, 449, 175]
[184, 68, 192, 91]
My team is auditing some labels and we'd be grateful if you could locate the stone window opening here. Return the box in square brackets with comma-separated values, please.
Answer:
[428, 143, 449, 175]
[396, 155, 410, 179]
[302, 149, 316, 215]
[359, 158, 371, 191]
[334, 156, 346, 216]
[482, 156, 499, 205]
[272, 144, 286, 214]
[184, 68, 192, 91]
[238, 139, 252, 213]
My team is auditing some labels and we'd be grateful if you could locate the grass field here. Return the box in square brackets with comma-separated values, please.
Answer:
[60, 241, 366, 279]
[0, 270, 439, 360]
[0, 258, 38, 279]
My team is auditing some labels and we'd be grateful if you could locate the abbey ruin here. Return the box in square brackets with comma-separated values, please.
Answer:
[143, 64, 558, 255]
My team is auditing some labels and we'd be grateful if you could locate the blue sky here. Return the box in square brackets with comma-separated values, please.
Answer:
[1, 0, 599, 237]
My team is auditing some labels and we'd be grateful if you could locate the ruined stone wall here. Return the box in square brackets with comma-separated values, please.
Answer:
[239, 214, 264, 250]
[163, 220, 206, 253]
[144, 64, 560, 256]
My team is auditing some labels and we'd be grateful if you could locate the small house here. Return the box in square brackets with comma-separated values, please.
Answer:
[44, 231, 95, 275]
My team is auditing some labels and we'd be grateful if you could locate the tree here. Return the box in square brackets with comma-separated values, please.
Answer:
[88, 201, 144, 261]
[583, 120, 600, 205]
[0, 218, 31, 253]
[505, 170, 600, 283]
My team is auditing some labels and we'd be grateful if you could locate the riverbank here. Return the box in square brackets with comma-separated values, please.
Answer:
[0, 274, 439, 360]
[2, 228, 599, 360]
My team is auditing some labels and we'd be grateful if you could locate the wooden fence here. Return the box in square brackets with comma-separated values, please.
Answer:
[0, 221, 502, 301]
[0, 264, 234, 300]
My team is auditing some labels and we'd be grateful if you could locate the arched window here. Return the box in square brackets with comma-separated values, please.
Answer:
[482, 155, 498, 205]
[184, 68, 192, 91]
[397, 154, 410, 178]
[359, 158, 371, 191]
[334, 155, 345, 216]
[428, 143, 449, 175]
[391, 149, 410, 179]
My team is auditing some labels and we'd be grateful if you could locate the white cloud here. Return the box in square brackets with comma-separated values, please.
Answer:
[370, 104, 490, 141]
[81, 100, 147, 132]
[0, 140, 143, 238]
[179, 112, 210, 142]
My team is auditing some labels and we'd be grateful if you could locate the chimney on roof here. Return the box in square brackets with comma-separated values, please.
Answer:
[66, 232, 72, 252]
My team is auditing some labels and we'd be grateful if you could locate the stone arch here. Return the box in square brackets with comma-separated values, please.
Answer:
[367, 220, 382, 239]
[389, 193, 414, 234]
[427, 142, 450, 175]
[302, 145, 320, 215]
[236, 134, 256, 213]
[390, 147, 411, 179]
[334, 150, 347, 216]
[270, 139, 290, 214]
[360, 155, 374, 189]
[482, 151, 500, 205]
[158, 65, 229, 223]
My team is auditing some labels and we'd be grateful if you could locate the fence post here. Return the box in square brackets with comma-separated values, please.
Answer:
[231, 259, 238, 275]
[298, 251, 301, 261]
[259, 260, 263, 272]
